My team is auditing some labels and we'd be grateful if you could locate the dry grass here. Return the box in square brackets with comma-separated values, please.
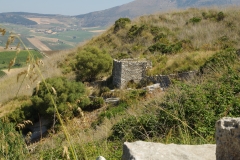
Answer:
[0, 49, 74, 104]
[82, 6, 240, 62]
[0, 97, 31, 117]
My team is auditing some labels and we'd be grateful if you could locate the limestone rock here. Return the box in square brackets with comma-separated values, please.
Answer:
[216, 117, 240, 160]
[122, 141, 215, 160]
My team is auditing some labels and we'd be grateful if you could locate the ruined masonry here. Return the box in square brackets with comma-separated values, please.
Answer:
[112, 59, 151, 89]
[112, 59, 196, 89]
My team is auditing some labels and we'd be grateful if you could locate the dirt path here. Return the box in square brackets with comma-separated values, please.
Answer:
[27, 38, 51, 51]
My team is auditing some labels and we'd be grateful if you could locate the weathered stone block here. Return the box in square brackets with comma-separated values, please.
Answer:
[216, 117, 240, 160]
[122, 141, 215, 160]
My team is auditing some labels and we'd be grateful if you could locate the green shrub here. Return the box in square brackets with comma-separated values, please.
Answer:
[189, 17, 202, 24]
[92, 102, 128, 127]
[217, 12, 225, 21]
[31, 77, 90, 119]
[148, 42, 182, 54]
[75, 47, 113, 82]
[83, 97, 104, 110]
[114, 18, 131, 32]
[202, 11, 225, 22]
[127, 24, 148, 38]
[109, 114, 160, 141]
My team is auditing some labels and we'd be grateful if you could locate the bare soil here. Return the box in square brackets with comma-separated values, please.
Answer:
[27, 18, 63, 24]
[27, 38, 51, 51]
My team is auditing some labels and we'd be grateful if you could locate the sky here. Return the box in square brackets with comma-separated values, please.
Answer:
[0, 0, 134, 16]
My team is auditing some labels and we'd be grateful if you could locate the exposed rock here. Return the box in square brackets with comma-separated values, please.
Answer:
[216, 117, 240, 160]
[122, 141, 215, 160]
[105, 97, 120, 105]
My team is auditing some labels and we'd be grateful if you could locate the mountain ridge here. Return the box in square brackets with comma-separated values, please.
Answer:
[1, 0, 240, 26]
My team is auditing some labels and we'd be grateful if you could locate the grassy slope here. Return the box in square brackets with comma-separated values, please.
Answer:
[66, 7, 240, 76]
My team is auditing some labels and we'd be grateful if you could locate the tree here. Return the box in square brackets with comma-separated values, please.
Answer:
[31, 77, 90, 118]
[75, 47, 113, 82]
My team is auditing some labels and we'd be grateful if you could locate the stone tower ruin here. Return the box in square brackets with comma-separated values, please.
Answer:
[112, 59, 151, 89]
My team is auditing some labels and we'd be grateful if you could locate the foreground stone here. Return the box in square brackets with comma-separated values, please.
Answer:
[216, 117, 240, 160]
[122, 141, 215, 160]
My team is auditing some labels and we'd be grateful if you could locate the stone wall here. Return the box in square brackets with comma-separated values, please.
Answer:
[143, 71, 197, 88]
[216, 117, 240, 160]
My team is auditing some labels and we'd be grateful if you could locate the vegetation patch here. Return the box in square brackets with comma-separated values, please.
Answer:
[75, 47, 113, 82]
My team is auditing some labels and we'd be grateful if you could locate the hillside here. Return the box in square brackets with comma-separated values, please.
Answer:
[67, 7, 240, 77]
[1, 7, 240, 160]
[75, 0, 240, 27]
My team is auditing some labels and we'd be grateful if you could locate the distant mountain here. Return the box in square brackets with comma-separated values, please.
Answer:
[0, 0, 240, 27]
[0, 13, 38, 25]
[75, 0, 240, 27]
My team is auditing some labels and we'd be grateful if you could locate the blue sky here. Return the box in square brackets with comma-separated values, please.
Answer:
[0, 0, 134, 15]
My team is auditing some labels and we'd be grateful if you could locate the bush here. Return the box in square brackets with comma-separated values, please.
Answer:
[109, 114, 160, 141]
[31, 77, 90, 119]
[189, 17, 202, 24]
[83, 97, 105, 110]
[127, 25, 148, 39]
[92, 102, 128, 127]
[202, 11, 225, 22]
[114, 18, 131, 32]
[217, 12, 225, 21]
[148, 42, 182, 54]
[75, 47, 113, 82]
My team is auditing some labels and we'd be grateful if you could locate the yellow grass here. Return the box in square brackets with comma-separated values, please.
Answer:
[0, 97, 31, 117]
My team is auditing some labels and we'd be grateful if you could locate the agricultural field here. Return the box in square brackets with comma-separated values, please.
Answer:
[0, 50, 43, 71]
[0, 23, 106, 51]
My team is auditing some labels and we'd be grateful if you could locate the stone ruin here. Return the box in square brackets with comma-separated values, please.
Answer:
[112, 59, 151, 89]
[112, 58, 196, 89]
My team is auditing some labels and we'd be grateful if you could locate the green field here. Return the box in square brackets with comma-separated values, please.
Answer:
[47, 30, 99, 43]
[0, 50, 43, 70]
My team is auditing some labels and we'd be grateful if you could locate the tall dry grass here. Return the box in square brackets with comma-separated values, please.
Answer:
[0, 49, 74, 104]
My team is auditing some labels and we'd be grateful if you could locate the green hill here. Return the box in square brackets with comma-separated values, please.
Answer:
[1, 7, 240, 160]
